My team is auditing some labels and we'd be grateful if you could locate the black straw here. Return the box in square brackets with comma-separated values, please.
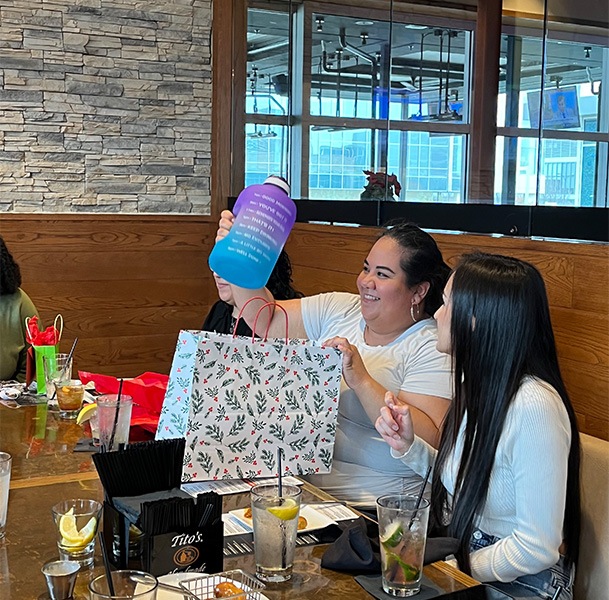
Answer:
[50, 337, 79, 401]
[277, 447, 283, 498]
[408, 465, 432, 530]
[108, 378, 124, 452]
[98, 532, 115, 596]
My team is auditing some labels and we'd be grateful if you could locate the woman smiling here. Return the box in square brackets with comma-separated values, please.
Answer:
[215, 214, 452, 508]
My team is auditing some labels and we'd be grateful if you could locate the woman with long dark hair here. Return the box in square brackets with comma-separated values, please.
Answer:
[216, 212, 453, 508]
[376, 252, 580, 599]
[0, 236, 39, 382]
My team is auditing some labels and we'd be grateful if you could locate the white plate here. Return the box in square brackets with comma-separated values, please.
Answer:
[156, 572, 270, 600]
[229, 504, 336, 534]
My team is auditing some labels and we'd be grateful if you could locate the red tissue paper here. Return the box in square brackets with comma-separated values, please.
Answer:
[78, 371, 169, 433]
[25, 315, 61, 346]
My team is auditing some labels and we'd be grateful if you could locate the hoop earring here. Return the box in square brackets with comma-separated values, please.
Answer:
[410, 301, 421, 323]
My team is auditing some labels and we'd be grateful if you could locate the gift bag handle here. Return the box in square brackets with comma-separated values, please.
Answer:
[234, 296, 289, 343]
[252, 302, 289, 343]
[53, 314, 64, 343]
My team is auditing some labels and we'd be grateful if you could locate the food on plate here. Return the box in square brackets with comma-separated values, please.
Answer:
[214, 581, 246, 598]
[243, 507, 252, 519]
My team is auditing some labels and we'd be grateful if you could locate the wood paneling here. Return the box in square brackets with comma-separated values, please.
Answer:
[0, 215, 217, 379]
[2, 216, 606, 441]
[285, 223, 609, 441]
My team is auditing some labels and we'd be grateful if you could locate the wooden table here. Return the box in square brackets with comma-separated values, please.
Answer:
[1, 401, 478, 599]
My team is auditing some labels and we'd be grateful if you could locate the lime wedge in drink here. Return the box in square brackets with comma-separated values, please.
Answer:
[385, 551, 420, 582]
[267, 498, 299, 521]
[380, 520, 404, 548]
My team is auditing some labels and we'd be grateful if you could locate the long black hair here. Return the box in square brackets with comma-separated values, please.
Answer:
[266, 249, 303, 300]
[380, 221, 450, 314]
[0, 236, 22, 296]
[431, 252, 580, 572]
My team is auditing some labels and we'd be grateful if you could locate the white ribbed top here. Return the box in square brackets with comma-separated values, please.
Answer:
[394, 376, 571, 583]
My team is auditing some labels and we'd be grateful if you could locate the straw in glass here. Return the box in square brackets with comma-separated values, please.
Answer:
[107, 378, 124, 452]
[407, 465, 432, 530]
[49, 337, 78, 401]
[277, 447, 283, 498]
[98, 532, 115, 596]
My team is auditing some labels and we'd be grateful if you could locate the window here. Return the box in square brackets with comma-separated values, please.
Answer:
[231, 0, 609, 241]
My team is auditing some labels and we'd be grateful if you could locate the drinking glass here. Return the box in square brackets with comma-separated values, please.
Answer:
[89, 570, 158, 600]
[377, 494, 430, 597]
[98, 394, 133, 451]
[51, 499, 102, 567]
[0, 453, 11, 539]
[43, 353, 73, 403]
[56, 379, 85, 419]
[251, 483, 301, 582]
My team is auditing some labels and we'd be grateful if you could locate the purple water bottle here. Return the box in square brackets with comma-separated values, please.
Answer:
[209, 176, 297, 289]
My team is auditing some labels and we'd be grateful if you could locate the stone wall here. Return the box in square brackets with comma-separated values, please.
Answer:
[0, 0, 212, 214]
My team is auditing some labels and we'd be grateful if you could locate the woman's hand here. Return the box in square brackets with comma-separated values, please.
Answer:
[216, 209, 235, 242]
[375, 391, 415, 455]
[323, 336, 370, 390]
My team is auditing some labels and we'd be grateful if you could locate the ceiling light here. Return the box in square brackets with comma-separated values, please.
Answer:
[355, 20, 374, 26]
[404, 24, 428, 30]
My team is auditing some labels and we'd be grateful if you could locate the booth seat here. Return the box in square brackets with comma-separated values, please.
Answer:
[574, 433, 609, 600]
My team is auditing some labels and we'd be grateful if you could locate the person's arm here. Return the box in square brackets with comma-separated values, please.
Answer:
[468, 383, 571, 582]
[216, 210, 307, 338]
[16, 290, 39, 383]
[398, 391, 450, 447]
[375, 391, 437, 477]
[324, 334, 451, 447]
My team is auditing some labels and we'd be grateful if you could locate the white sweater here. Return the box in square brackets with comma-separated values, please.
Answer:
[394, 376, 571, 583]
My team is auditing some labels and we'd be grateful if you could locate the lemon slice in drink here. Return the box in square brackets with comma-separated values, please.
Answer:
[76, 402, 97, 425]
[267, 498, 299, 521]
[59, 510, 97, 548]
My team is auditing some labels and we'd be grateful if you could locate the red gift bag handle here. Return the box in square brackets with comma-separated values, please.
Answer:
[234, 296, 289, 343]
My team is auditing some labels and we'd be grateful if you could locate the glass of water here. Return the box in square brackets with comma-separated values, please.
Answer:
[251, 483, 302, 582]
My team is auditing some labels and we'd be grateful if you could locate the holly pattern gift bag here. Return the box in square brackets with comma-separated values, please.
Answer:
[181, 332, 342, 482]
[156, 330, 207, 441]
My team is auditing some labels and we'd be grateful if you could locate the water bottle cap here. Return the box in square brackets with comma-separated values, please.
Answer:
[263, 176, 290, 196]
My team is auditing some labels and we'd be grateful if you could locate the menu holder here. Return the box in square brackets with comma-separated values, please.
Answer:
[93, 439, 224, 576]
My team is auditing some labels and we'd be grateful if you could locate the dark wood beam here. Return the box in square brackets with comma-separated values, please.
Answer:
[468, 0, 502, 202]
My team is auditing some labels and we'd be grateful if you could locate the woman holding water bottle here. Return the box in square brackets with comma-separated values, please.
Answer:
[215, 196, 453, 509]
[375, 253, 580, 599]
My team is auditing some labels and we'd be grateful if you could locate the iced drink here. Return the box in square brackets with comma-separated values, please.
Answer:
[377, 494, 430, 597]
[98, 394, 133, 451]
[56, 380, 85, 419]
[251, 483, 301, 582]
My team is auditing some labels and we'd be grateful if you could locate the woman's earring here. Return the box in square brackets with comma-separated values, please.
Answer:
[410, 301, 420, 323]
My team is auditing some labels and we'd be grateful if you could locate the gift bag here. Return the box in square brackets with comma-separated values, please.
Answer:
[181, 303, 343, 481]
[158, 301, 344, 481]
[25, 315, 63, 395]
[156, 330, 208, 440]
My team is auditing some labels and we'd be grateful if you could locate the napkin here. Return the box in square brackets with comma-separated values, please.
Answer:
[355, 573, 442, 599]
[424, 536, 460, 563]
[321, 517, 381, 573]
[78, 371, 169, 432]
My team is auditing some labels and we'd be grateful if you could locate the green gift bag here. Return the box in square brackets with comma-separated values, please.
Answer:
[34, 345, 57, 396]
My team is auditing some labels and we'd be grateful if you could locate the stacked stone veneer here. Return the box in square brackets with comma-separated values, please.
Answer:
[0, 0, 212, 214]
